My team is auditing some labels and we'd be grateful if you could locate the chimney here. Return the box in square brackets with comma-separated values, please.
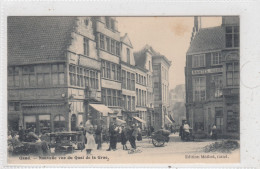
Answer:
[190, 16, 201, 43]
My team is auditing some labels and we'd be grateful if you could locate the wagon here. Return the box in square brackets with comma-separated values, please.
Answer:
[48, 131, 85, 154]
[151, 129, 170, 147]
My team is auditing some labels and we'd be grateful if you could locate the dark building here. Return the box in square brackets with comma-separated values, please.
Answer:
[185, 16, 239, 138]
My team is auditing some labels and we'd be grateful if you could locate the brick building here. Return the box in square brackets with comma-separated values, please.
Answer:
[185, 16, 239, 138]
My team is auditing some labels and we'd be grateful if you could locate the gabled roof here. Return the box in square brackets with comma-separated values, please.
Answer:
[8, 16, 77, 65]
[120, 33, 133, 48]
[134, 45, 157, 68]
[187, 26, 225, 55]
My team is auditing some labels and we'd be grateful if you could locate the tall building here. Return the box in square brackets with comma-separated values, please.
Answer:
[135, 45, 171, 130]
[185, 16, 239, 138]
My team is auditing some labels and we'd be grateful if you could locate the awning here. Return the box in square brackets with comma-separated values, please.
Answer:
[165, 115, 173, 124]
[89, 104, 113, 116]
[133, 116, 146, 124]
[116, 118, 126, 125]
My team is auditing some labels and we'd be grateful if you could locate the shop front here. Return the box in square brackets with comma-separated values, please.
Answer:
[22, 103, 68, 134]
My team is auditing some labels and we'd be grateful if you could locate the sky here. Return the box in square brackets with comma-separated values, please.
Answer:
[117, 17, 222, 90]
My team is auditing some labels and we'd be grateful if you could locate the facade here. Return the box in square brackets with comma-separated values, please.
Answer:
[8, 16, 171, 133]
[134, 45, 171, 130]
[8, 17, 101, 133]
[185, 16, 239, 138]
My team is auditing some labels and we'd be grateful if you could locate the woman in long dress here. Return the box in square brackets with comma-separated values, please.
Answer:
[85, 121, 96, 155]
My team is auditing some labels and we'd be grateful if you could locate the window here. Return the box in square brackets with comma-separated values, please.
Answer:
[122, 70, 126, 89]
[24, 115, 36, 130]
[37, 65, 50, 86]
[107, 89, 112, 106]
[101, 61, 105, 78]
[116, 42, 120, 56]
[117, 65, 120, 81]
[54, 115, 66, 132]
[144, 76, 146, 86]
[127, 72, 131, 90]
[131, 73, 135, 91]
[226, 26, 239, 48]
[113, 90, 117, 106]
[102, 88, 121, 107]
[105, 17, 110, 29]
[84, 19, 89, 26]
[39, 115, 51, 134]
[128, 96, 131, 111]
[83, 38, 89, 56]
[101, 89, 106, 105]
[122, 95, 126, 110]
[70, 64, 98, 89]
[192, 54, 205, 68]
[111, 40, 115, 54]
[8, 102, 20, 111]
[127, 48, 130, 64]
[100, 34, 105, 49]
[136, 89, 139, 106]
[106, 37, 110, 52]
[215, 107, 224, 132]
[139, 89, 141, 106]
[227, 111, 239, 132]
[211, 52, 221, 65]
[22, 66, 35, 87]
[132, 96, 135, 111]
[149, 61, 151, 70]
[212, 75, 223, 97]
[111, 64, 116, 80]
[227, 62, 239, 86]
[52, 64, 64, 85]
[8, 67, 20, 87]
[106, 62, 111, 79]
[136, 73, 138, 83]
[110, 19, 115, 31]
[193, 76, 206, 101]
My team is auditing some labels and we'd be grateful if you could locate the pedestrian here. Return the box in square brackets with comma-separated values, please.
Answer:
[107, 122, 118, 151]
[129, 124, 138, 149]
[137, 125, 142, 141]
[120, 125, 129, 150]
[95, 124, 102, 150]
[211, 124, 217, 140]
[18, 126, 25, 142]
[85, 121, 96, 155]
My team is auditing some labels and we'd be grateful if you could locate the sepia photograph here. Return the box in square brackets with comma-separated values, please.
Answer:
[6, 15, 241, 164]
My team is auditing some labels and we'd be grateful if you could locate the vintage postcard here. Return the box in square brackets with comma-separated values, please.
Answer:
[1, 1, 260, 168]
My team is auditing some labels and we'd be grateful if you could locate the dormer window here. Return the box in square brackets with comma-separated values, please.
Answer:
[225, 26, 239, 48]
[105, 17, 115, 31]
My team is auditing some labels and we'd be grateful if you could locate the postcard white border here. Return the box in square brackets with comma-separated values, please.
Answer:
[1, 0, 260, 168]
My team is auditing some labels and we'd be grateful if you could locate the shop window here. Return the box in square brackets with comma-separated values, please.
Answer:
[24, 115, 37, 131]
[39, 115, 51, 134]
[193, 76, 206, 101]
[54, 115, 66, 132]
[227, 111, 239, 132]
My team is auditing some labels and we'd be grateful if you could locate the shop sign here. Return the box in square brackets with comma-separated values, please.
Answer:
[192, 68, 223, 75]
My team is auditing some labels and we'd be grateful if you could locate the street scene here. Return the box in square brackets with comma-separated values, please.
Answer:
[7, 16, 240, 164]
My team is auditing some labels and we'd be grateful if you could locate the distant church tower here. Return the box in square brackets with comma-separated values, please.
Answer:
[190, 16, 201, 43]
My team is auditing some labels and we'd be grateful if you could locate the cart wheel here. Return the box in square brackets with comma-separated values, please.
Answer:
[152, 139, 165, 147]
